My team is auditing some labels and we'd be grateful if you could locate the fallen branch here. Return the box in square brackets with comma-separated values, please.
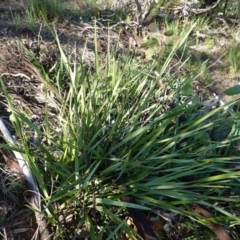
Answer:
[190, 203, 231, 240]
[122, 196, 158, 240]
[189, 0, 221, 15]
[0, 118, 52, 239]
[152, 0, 222, 20]
[118, 179, 157, 240]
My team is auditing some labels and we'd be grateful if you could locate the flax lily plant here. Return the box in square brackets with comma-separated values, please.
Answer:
[1, 20, 240, 239]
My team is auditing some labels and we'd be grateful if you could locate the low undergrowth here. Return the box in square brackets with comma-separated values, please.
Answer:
[0, 1, 240, 239]
[1, 19, 240, 239]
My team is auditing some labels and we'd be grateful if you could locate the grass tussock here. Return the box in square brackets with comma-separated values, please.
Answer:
[1, 0, 240, 239]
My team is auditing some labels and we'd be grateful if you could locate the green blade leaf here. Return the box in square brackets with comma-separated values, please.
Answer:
[181, 82, 193, 95]
[224, 85, 240, 95]
[164, 30, 174, 36]
[140, 37, 159, 48]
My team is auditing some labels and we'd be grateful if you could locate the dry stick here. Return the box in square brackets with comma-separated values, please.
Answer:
[4, 51, 61, 103]
[190, 203, 231, 240]
[20, 59, 62, 103]
[156, 0, 221, 17]
[118, 180, 157, 240]
[0, 118, 52, 240]
[190, 0, 221, 14]
[122, 196, 158, 240]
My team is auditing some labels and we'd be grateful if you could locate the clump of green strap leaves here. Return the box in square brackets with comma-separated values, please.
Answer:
[4, 19, 240, 239]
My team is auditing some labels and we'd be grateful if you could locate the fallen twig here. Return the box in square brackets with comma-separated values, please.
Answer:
[118, 179, 157, 240]
[122, 196, 158, 240]
[190, 203, 231, 240]
[0, 118, 52, 239]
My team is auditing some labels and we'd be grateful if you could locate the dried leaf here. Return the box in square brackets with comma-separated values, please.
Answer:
[148, 22, 160, 33]
[134, 35, 144, 46]
[0, 149, 24, 175]
[150, 218, 165, 235]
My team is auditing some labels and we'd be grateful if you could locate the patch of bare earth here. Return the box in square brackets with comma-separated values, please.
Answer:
[189, 20, 240, 103]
